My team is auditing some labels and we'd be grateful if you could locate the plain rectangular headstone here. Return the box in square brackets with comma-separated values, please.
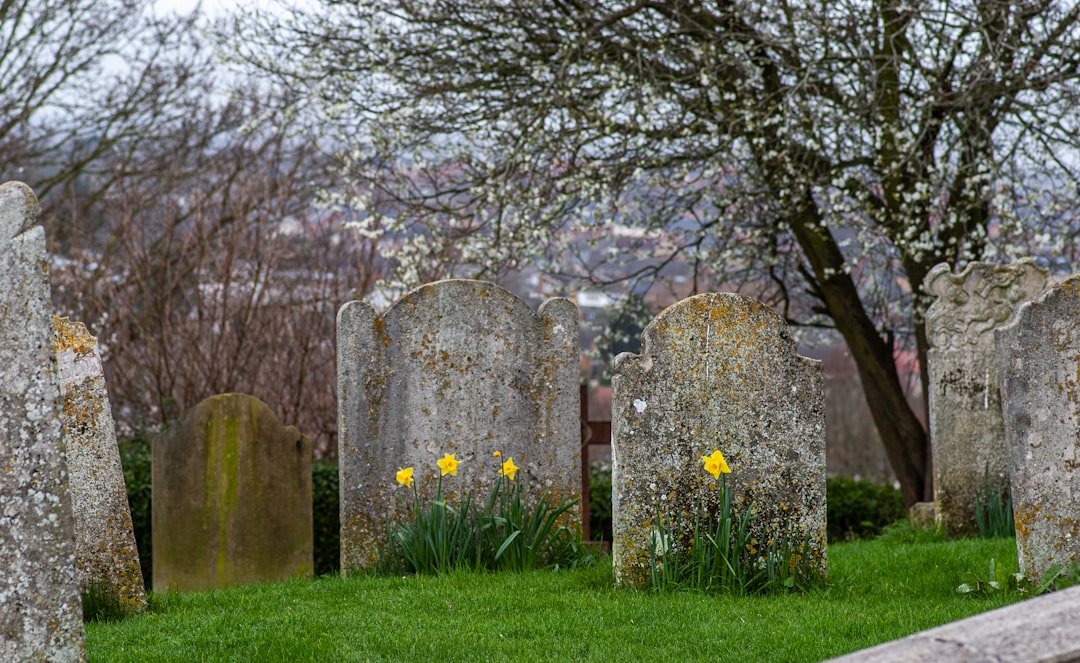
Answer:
[925, 259, 1051, 536]
[53, 316, 146, 611]
[610, 292, 826, 588]
[0, 181, 85, 661]
[337, 279, 580, 572]
[996, 274, 1080, 582]
[152, 393, 313, 592]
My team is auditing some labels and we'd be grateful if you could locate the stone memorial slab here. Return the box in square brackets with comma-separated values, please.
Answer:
[610, 292, 826, 588]
[0, 182, 85, 661]
[828, 584, 1080, 662]
[925, 259, 1051, 536]
[996, 275, 1080, 582]
[337, 279, 580, 572]
[152, 393, 313, 591]
[53, 316, 146, 611]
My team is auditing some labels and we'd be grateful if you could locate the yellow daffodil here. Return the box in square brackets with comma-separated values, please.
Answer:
[437, 453, 460, 477]
[701, 449, 731, 479]
[395, 466, 414, 488]
[500, 457, 520, 480]
[492, 450, 501, 458]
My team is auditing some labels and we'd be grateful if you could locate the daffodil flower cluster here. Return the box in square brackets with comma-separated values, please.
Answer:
[383, 448, 580, 574]
[395, 452, 518, 489]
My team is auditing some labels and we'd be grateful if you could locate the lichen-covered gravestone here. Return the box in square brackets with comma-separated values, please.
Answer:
[611, 292, 826, 588]
[0, 182, 86, 661]
[152, 394, 313, 591]
[337, 279, 580, 572]
[53, 316, 146, 611]
[925, 260, 1051, 536]
[996, 275, 1080, 582]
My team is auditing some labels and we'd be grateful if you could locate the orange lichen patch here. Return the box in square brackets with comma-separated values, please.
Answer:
[61, 389, 104, 425]
[1014, 502, 1040, 540]
[52, 316, 96, 355]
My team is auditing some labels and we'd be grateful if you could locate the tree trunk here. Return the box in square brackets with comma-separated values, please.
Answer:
[788, 196, 929, 507]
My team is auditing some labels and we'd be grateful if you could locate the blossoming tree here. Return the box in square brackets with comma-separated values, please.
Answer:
[233, 1, 1080, 506]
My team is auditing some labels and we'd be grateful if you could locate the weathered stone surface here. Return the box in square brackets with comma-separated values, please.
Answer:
[152, 393, 313, 591]
[827, 584, 1080, 662]
[908, 502, 936, 530]
[0, 182, 86, 661]
[996, 275, 1080, 582]
[925, 259, 1051, 536]
[337, 279, 580, 572]
[53, 316, 146, 611]
[610, 292, 826, 588]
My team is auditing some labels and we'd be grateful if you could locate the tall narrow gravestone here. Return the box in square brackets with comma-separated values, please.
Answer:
[0, 182, 86, 661]
[152, 394, 313, 592]
[925, 260, 1051, 536]
[996, 275, 1080, 582]
[337, 279, 580, 572]
[53, 316, 146, 611]
[610, 293, 826, 588]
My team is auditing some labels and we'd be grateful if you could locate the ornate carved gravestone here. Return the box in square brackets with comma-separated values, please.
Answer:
[0, 182, 85, 661]
[53, 316, 146, 611]
[152, 394, 313, 591]
[925, 260, 1051, 536]
[996, 275, 1080, 582]
[337, 279, 580, 572]
[610, 292, 826, 588]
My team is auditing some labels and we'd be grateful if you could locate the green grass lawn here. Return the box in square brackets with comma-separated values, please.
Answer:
[87, 534, 1024, 662]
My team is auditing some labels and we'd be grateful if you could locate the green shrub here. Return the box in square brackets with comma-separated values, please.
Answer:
[588, 462, 612, 542]
[312, 462, 340, 576]
[118, 438, 153, 589]
[826, 476, 905, 542]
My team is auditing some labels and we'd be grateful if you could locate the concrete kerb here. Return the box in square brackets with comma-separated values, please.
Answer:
[827, 585, 1080, 662]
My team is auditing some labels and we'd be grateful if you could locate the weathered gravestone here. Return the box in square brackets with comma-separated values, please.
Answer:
[996, 275, 1080, 582]
[337, 279, 580, 572]
[925, 259, 1051, 536]
[53, 316, 146, 611]
[152, 394, 313, 591]
[610, 292, 826, 588]
[0, 182, 86, 662]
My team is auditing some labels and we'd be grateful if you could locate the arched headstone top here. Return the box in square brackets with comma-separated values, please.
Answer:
[386, 278, 552, 316]
[614, 291, 806, 380]
[0, 181, 40, 241]
[925, 259, 1051, 351]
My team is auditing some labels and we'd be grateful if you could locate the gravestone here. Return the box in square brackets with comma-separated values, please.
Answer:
[925, 260, 1051, 536]
[0, 182, 86, 661]
[996, 275, 1080, 582]
[610, 292, 826, 588]
[337, 279, 580, 572]
[152, 393, 313, 591]
[53, 316, 146, 611]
